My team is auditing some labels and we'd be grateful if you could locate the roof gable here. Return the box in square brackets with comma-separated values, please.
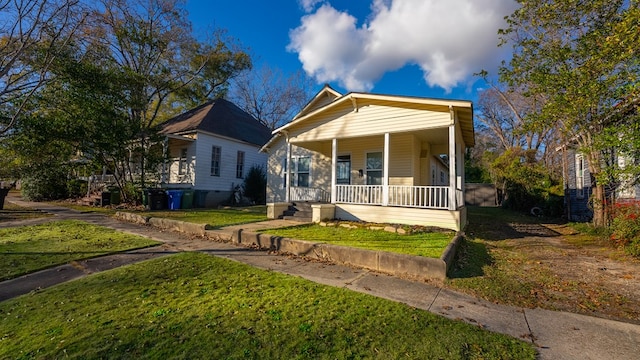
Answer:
[159, 99, 272, 147]
[293, 84, 342, 120]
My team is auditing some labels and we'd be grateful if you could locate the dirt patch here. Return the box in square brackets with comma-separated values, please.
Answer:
[448, 209, 640, 324]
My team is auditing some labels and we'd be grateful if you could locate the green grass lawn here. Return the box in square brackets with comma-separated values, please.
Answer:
[0, 252, 536, 359]
[48, 201, 119, 215]
[0, 220, 160, 280]
[0, 202, 51, 222]
[260, 224, 453, 258]
[135, 206, 268, 229]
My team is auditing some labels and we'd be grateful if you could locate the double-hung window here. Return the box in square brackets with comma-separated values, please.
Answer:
[365, 152, 383, 185]
[236, 151, 245, 178]
[211, 146, 221, 176]
[284, 156, 311, 188]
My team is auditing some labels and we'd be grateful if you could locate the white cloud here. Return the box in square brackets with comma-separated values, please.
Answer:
[298, 0, 324, 13]
[288, 0, 517, 92]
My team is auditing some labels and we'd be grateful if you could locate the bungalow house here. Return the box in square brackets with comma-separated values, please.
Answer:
[158, 99, 272, 207]
[260, 85, 474, 231]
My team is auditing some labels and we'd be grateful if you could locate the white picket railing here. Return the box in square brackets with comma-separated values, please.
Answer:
[334, 185, 452, 209]
[291, 185, 457, 210]
[290, 187, 330, 202]
[388, 185, 449, 209]
[335, 185, 384, 205]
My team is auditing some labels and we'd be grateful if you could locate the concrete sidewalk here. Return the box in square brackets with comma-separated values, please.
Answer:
[2, 197, 640, 360]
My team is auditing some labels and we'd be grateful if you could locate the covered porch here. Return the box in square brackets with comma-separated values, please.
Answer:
[275, 124, 467, 230]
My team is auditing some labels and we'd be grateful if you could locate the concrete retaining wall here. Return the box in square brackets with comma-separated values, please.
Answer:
[233, 229, 461, 281]
[115, 212, 150, 225]
[115, 211, 209, 237]
[115, 211, 463, 280]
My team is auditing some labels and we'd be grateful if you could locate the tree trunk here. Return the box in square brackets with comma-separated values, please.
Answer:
[586, 150, 607, 227]
[591, 182, 607, 227]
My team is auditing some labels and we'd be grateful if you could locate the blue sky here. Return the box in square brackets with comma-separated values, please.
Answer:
[186, 0, 517, 102]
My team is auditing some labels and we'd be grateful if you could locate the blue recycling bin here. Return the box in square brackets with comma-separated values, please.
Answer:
[166, 190, 183, 210]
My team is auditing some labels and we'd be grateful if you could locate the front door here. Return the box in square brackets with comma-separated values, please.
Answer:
[337, 155, 351, 184]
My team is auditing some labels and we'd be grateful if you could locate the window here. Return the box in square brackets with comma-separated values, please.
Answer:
[236, 151, 245, 178]
[178, 148, 188, 175]
[211, 146, 221, 176]
[337, 155, 351, 184]
[284, 156, 311, 187]
[294, 156, 310, 187]
[366, 152, 383, 185]
[576, 154, 584, 198]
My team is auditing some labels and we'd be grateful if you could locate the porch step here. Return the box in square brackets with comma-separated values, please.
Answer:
[280, 202, 313, 222]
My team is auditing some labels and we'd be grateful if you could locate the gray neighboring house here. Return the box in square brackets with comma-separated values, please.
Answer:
[157, 98, 272, 207]
[558, 146, 640, 222]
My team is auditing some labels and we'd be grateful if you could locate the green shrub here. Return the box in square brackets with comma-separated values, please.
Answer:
[243, 165, 266, 204]
[67, 179, 88, 198]
[21, 165, 69, 201]
[609, 201, 640, 256]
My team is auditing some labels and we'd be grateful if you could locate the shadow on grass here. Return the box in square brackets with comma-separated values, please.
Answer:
[466, 206, 563, 241]
[448, 238, 493, 279]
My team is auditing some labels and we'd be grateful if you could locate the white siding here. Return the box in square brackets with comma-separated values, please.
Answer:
[289, 100, 452, 142]
[265, 139, 330, 202]
[193, 132, 267, 191]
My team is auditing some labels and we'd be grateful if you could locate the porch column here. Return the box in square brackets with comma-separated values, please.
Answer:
[383, 132, 389, 206]
[285, 140, 291, 203]
[448, 107, 457, 210]
[331, 138, 337, 203]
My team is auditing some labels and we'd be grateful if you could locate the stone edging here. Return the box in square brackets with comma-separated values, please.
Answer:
[115, 211, 462, 280]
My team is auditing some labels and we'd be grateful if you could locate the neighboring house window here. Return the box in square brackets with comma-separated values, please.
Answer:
[440, 170, 446, 185]
[366, 152, 383, 185]
[178, 148, 188, 175]
[576, 154, 584, 199]
[211, 146, 221, 176]
[236, 151, 245, 178]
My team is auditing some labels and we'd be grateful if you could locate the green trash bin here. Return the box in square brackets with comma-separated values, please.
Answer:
[108, 186, 121, 205]
[181, 189, 194, 209]
[141, 189, 148, 206]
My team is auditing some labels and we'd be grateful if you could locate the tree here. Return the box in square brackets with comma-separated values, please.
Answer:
[0, 0, 84, 136]
[82, 0, 251, 186]
[229, 65, 313, 130]
[498, 0, 640, 226]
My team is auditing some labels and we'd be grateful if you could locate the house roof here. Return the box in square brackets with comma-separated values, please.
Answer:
[262, 90, 474, 151]
[159, 98, 272, 147]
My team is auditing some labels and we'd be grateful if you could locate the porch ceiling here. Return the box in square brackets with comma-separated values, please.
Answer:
[167, 134, 195, 146]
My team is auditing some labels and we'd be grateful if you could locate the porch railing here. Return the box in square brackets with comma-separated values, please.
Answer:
[290, 187, 330, 202]
[335, 185, 384, 205]
[388, 185, 449, 209]
[291, 185, 458, 210]
[335, 185, 453, 209]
